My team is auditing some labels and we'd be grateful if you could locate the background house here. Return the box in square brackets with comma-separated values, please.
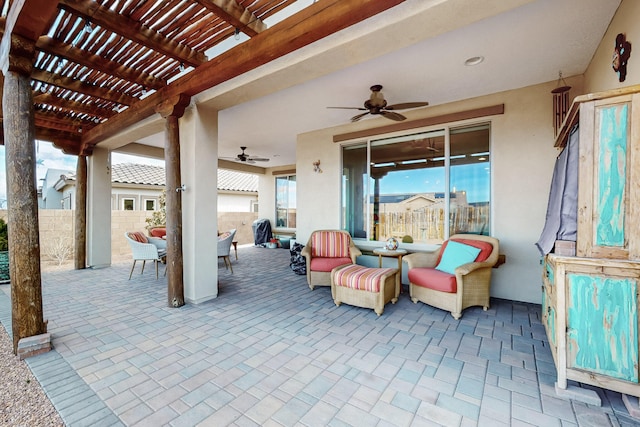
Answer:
[44, 163, 259, 214]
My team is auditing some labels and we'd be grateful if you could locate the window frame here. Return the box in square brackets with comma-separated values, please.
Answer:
[144, 199, 157, 211]
[341, 121, 492, 247]
[122, 198, 135, 211]
[275, 174, 296, 230]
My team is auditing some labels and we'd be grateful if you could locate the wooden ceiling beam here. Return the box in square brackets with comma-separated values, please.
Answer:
[195, 0, 267, 37]
[58, 0, 207, 68]
[35, 111, 93, 134]
[34, 92, 117, 119]
[31, 69, 137, 106]
[82, 0, 406, 152]
[0, 0, 59, 72]
[36, 36, 166, 90]
[35, 127, 82, 155]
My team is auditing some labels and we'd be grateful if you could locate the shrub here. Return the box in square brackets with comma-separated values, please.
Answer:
[0, 218, 7, 251]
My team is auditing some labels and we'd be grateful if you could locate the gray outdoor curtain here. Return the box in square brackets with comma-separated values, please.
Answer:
[535, 125, 579, 255]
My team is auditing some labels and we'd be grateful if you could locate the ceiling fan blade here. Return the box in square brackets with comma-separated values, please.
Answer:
[248, 157, 269, 162]
[380, 111, 406, 121]
[385, 102, 429, 110]
[327, 106, 368, 110]
[351, 111, 370, 122]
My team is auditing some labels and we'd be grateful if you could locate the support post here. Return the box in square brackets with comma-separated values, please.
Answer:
[74, 155, 87, 269]
[156, 94, 190, 308]
[2, 33, 47, 354]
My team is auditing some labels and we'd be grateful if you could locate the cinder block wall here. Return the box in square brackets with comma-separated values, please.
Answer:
[0, 210, 259, 265]
[217, 212, 259, 245]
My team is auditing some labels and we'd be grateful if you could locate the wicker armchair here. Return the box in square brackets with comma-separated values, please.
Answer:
[403, 234, 499, 319]
[301, 230, 361, 290]
[124, 232, 167, 279]
[218, 229, 237, 273]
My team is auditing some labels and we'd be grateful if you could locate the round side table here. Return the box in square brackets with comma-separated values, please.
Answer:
[373, 248, 408, 294]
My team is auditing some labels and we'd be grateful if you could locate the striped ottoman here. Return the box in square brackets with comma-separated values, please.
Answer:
[331, 264, 399, 316]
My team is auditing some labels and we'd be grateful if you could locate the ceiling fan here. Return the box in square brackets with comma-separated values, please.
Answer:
[328, 84, 429, 122]
[221, 146, 269, 164]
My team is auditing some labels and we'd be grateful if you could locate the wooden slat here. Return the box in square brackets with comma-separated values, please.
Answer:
[36, 36, 167, 90]
[31, 69, 137, 106]
[35, 111, 90, 133]
[195, 0, 267, 37]
[59, 0, 207, 67]
[34, 92, 116, 119]
[82, 0, 407, 152]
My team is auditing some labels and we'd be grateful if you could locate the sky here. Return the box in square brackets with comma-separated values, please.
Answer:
[0, 141, 164, 208]
[378, 162, 491, 203]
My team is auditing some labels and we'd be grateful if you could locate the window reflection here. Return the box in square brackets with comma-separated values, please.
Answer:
[342, 124, 490, 244]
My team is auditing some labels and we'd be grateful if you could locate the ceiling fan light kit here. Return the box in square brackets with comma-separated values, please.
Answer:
[221, 146, 270, 164]
[328, 84, 428, 122]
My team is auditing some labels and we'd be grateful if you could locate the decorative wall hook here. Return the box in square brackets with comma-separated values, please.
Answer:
[176, 184, 186, 192]
[313, 160, 322, 173]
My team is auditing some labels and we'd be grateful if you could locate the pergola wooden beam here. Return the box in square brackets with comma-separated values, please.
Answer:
[31, 69, 137, 106]
[195, 0, 267, 37]
[82, 0, 406, 152]
[35, 111, 92, 134]
[34, 92, 116, 119]
[58, 0, 207, 68]
[36, 36, 167, 90]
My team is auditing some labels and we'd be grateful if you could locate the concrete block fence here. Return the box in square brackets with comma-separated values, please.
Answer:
[0, 210, 258, 266]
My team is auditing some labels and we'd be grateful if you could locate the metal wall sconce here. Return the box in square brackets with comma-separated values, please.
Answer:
[313, 160, 322, 173]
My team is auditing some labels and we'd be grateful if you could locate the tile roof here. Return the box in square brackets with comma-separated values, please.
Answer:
[64, 163, 258, 192]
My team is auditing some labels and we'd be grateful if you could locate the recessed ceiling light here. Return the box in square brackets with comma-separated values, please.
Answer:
[464, 56, 484, 66]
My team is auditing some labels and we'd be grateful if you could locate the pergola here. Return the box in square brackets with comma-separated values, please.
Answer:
[0, 0, 403, 354]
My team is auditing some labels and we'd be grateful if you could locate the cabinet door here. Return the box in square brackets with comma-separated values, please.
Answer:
[566, 273, 638, 382]
[578, 98, 632, 259]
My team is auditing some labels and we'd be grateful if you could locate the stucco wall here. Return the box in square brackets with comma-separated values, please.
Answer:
[292, 77, 587, 304]
[584, 0, 638, 92]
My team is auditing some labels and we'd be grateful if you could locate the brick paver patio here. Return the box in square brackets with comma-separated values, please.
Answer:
[1, 245, 639, 426]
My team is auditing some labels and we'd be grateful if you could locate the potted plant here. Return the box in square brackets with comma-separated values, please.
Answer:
[145, 189, 166, 233]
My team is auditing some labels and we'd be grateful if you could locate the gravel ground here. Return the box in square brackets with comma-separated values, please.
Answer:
[0, 300, 64, 427]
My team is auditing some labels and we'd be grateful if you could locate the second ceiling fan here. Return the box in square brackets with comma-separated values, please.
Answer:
[328, 84, 429, 122]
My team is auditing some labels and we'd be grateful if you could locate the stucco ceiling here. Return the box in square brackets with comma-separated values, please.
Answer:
[124, 0, 621, 168]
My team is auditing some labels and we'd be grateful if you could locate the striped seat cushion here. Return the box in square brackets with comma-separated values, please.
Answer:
[128, 231, 148, 243]
[333, 265, 395, 292]
[311, 231, 350, 258]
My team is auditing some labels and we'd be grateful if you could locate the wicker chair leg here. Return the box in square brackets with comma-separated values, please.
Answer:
[129, 260, 137, 280]
[227, 256, 233, 274]
[141, 260, 146, 275]
[451, 312, 462, 320]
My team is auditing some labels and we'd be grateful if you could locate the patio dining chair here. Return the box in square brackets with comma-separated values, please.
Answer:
[124, 231, 167, 280]
[218, 229, 237, 273]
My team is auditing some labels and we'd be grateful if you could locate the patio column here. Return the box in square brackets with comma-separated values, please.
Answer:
[74, 155, 87, 269]
[180, 103, 219, 304]
[86, 147, 111, 268]
[156, 94, 190, 308]
[2, 33, 47, 354]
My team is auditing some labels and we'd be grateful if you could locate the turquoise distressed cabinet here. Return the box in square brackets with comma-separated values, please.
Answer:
[545, 256, 640, 398]
[545, 86, 640, 408]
